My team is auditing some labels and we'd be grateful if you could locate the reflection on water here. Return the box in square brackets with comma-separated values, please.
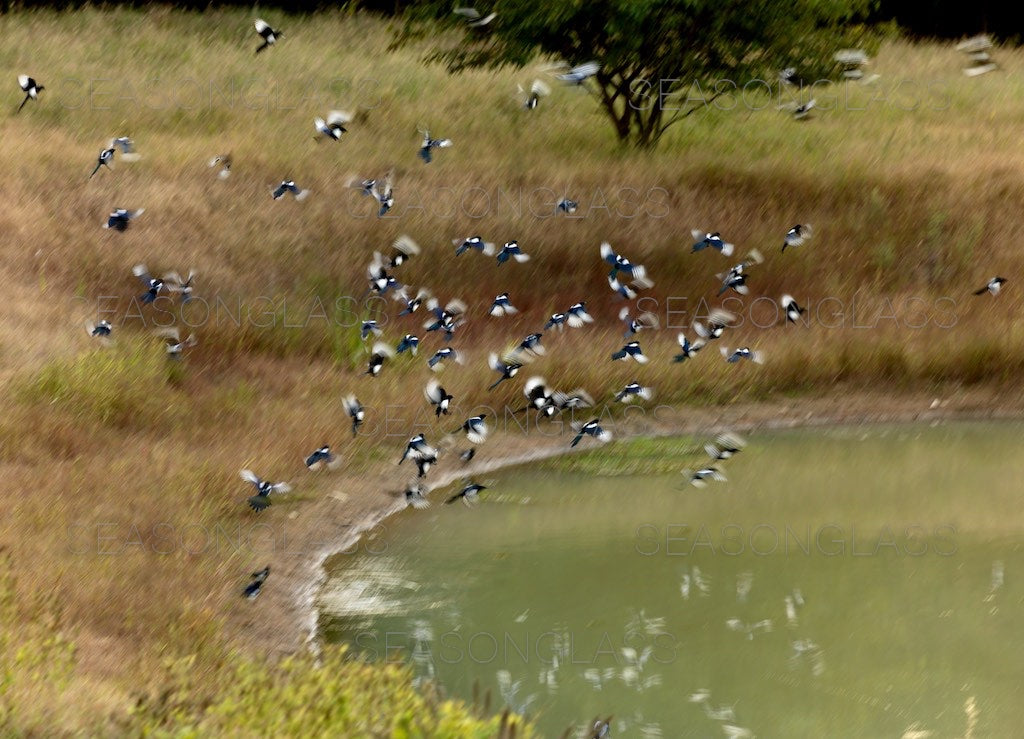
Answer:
[319, 422, 1024, 737]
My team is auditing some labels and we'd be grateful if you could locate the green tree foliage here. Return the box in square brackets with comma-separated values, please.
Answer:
[398, 0, 878, 147]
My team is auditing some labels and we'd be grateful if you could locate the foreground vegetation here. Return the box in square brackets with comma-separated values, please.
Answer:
[2, 7, 1024, 734]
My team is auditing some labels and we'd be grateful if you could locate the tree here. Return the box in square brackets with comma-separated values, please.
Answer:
[396, 0, 878, 148]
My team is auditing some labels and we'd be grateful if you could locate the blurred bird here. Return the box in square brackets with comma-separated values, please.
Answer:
[415, 450, 439, 478]
[17, 75, 43, 112]
[716, 249, 764, 296]
[90, 147, 115, 178]
[428, 346, 462, 371]
[460, 448, 476, 463]
[611, 341, 648, 363]
[454, 236, 496, 257]
[348, 173, 395, 217]
[396, 334, 420, 355]
[683, 467, 727, 488]
[497, 240, 530, 264]
[522, 376, 556, 417]
[366, 254, 403, 297]
[571, 419, 612, 447]
[619, 307, 659, 336]
[155, 326, 197, 359]
[132, 264, 164, 304]
[691, 231, 735, 256]
[556, 197, 578, 214]
[446, 481, 487, 506]
[384, 235, 421, 268]
[566, 302, 594, 328]
[782, 223, 812, 251]
[544, 312, 567, 331]
[241, 470, 291, 511]
[424, 298, 467, 342]
[705, 432, 746, 460]
[721, 346, 765, 364]
[86, 319, 113, 340]
[343, 395, 364, 436]
[693, 308, 737, 341]
[781, 294, 806, 323]
[314, 110, 351, 141]
[514, 332, 545, 358]
[453, 414, 488, 444]
[271, 180, 309, 201]
[164, 270, 197, 304]
[404, 483, 430, 509]
[601, 242, 644, 278]
[418, 129, 452, 163]
[792, 98, 816, 120]
[109, 136, 141, 161]
[554, 61, 600, 85]
[305, 445, 340, 471]
[615, 382, 653, 403]
[488, 293, 518, 316]
[519, 79, 550, 109]
[674, 333, 705, 362]
[453, 6, 497, 27]
[399, 434, 437, 465]
[104, 208, 144, 231]
[488, 353, 523, 389]
[208, 154, 232, 179]
[365, 341, 395, 376]
[254, 19, 282, 54]
[974, 277, 1007, 296]
[396, 287, 432, 315]
[590, 717, 613, 739]
[360, 320, 382, 341]
[243, 567, 270, 599]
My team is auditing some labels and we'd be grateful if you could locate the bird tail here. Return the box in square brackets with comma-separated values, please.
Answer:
[17, 94, 30, 113]
[255, 41, 269, 54]
[973, 287, 988, 296]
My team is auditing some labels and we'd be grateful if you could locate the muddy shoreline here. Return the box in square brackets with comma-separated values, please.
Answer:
[244, 388, 1024, 657]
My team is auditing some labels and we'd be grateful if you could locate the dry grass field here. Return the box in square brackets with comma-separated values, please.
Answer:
[2, 7, 1024, 734]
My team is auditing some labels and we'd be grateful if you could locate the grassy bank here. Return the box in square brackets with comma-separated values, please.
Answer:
[2, 6, 1024, 734]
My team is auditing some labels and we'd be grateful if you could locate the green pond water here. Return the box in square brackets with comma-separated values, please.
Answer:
[318, 422, 1024, 737]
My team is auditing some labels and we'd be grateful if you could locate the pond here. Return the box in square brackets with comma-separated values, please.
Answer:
[318, 422, 1024, 737]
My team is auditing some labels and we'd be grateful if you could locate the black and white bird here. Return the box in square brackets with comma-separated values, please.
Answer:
[514, 332, 545, 357]
[271, 180, 309, 201]
[691, 231, 735, 257]
[552, 387, 595, 412]
[305, 445, 340, 471]
[488, 293, 518, 316]
[396, 287, 432, 316]
[103, 208, 144, 231]
[571, 418, 612, 447]
[384, 235, 421, 269]
[109, 136, 140, 160]
[414, 450, 439, 478]
[399, 434, 436, 465]
[17, 75, 43, 112]
[682, 467, 727, 488]
[590, 717, 613, 739]
[404, 483, 430, 509]
[496, 241, 530, 265]
[791, 98, 816, 120]
[522, 376, 556, 417]
[556, 198, 578, 214]
[314, 110, 352, 141]
[243, 567, 270, 599]
[705, 432, 746, 461]
[608, 267, 654, 300]
[349, 173, 395, 217]
[90, 147, 115, 178]
[453, 414, 489, 444]
[366, 253, 403, 296]
[241, 469, 292, 511]
[717, 249, 764, 296]
[460, 448, 476, 464]
[343, 395, 364, 436]
[427, 346, 462, 371]
[87, 319, 113, 339]
[611, 341, 648, 363]
[132, 264, 165, 304]
[453, 6, 497, 27]
[254, 19, 282, 54]
[424, 298, 467, 342]
[600, 242, 644, 278]
[365, 341, 395, 376]
[782, 224, 812, 252]
[208, 154, 232, 179]
[544, 312, 567, 331]
[674, 333, 706, 362]
[446, 481, 488, 506]
[974, 277, 1007, 296]
[619, 307, 659, 336]
[615, 382, 653, 403]
[164, 270, 197, 304]
[721, 346, 765, 364]
[396, 334, 420, 356]
[488, 353, 523, 389]
[454, 236, 496, 257]
[781, 295, 806, 323]
[519, 79, 550, 110]
[554, 61, 600, 85]
[360, 320, 382, 341]
[566, 302, 594, 328]
[418, 130, 452, 163]
[155, 327, 197, 359]
[693, 308, 737, 342]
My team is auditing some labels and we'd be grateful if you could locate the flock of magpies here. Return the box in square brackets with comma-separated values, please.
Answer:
[17, 17, 1010, 624]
